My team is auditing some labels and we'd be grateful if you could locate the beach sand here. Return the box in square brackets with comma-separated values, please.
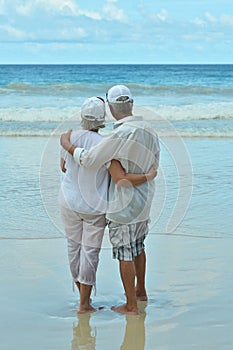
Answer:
[1, 136, 233, 349]
[1, 233, 233, 350]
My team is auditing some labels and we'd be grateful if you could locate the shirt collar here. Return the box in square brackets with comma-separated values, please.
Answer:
[114, 115, 142, 128]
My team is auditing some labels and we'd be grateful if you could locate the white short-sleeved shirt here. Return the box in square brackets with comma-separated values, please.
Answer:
[59, 130, 109, 215]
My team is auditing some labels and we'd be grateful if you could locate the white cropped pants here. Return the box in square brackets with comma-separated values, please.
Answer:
[61, 206, 106, 286]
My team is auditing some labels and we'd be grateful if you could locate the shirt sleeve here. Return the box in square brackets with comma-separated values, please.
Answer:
[73, 147, 85, 165]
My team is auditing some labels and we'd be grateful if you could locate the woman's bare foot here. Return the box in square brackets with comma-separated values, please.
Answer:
[111, 304, 139, 315]
[78, 305, 105, 314]
[78, 305, 97, 314]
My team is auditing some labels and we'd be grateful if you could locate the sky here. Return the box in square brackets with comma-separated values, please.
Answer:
[0, 0, 233, 64]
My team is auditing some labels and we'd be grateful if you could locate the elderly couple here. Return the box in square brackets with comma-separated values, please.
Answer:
[60, 85, 160, 315]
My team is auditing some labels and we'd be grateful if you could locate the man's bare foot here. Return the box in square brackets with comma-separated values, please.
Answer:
[124, 289, 148, 301]
[136, 293, 148, 301]
[111, 304, 139, 315]
[136, 289, 148, 301]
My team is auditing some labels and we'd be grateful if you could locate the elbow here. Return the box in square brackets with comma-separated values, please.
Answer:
[111, 174, 121, 184]
[114, 178, 132, 187]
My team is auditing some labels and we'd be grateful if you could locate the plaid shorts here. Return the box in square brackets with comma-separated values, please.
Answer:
[108, 220, 149, 261]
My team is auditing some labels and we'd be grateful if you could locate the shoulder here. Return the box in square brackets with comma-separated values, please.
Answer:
[70, 130, 87, 143]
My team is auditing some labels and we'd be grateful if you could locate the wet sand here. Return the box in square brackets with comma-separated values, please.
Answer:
[1, 233, 233, 350]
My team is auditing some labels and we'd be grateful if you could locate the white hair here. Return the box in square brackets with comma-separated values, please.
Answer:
[81, 117, 105, 131]
[109, 101, 133, 116]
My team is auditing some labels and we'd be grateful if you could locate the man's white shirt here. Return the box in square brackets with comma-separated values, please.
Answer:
[73, 116, 160, 224]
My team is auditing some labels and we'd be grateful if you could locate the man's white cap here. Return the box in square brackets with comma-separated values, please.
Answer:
[106, 85, 133, 103]
[81, 97, 105, 122]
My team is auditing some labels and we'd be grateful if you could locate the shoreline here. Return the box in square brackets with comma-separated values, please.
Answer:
[1, 134, 233, 139]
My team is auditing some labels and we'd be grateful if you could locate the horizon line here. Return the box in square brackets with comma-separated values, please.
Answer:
[0, 62, 233, 65]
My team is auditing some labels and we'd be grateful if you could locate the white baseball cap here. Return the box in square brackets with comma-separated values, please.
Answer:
[106, 85, 133, 103]
[81, 96, 105, 122]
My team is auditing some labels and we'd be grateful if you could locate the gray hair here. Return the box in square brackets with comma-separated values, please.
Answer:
[81, 117, 105, 131]
[109, 101, 133, 116]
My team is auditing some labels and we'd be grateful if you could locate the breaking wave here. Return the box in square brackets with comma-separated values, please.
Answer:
[2, 81, 233, 97]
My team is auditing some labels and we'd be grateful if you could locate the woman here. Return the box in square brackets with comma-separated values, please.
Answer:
[60, 96, 156, 314]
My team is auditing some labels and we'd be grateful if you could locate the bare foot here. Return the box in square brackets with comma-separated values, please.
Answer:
[78, 305, 105, 314]
[136, 289, 148, 301]
[136, 293, 148, 301]
[111, 304, 139, 315]
[124, 290, 148, 301]
[78, 305, 97, 314]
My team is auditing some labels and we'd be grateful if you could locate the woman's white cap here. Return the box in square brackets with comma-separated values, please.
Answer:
[81, 97, 105, 121]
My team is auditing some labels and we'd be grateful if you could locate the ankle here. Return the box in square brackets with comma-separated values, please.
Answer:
[79, 300, 91, 308]
[126, 303, 139, 313]
[136, 285, 146, 294]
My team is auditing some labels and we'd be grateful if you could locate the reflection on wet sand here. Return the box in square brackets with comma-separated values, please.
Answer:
[120, 302, 147, 350]
[71, 314, 96, 350]
[71, 302, 147, 350]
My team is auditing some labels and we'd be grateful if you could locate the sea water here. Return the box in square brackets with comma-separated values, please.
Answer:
[0, 64, 233, 240]
[0, 64, 233, 137]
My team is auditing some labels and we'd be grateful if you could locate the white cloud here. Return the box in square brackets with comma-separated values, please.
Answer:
[157, 9, 169, 21]
[192, 17, 206, 26]
[35, 0, 78, 15]
[220, 14, 233, 26]
[14, 0, 102, 20]
[205, 12, 216, 23]
[0, 0, 6, 14]
[78, 9, 102, 20]
[1, 1, 233, 53]
[183, 31, 224, 43]
[103, 0, 127, 21]
[151, 9, 169, 22]
[60, 27, 87, 40]
[0, 24, 27, 39]
[192, 12, 233, 27]
[16, 2, 33, 15]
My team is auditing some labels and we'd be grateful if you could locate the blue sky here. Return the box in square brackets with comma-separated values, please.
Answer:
[0, 0, 233, 63]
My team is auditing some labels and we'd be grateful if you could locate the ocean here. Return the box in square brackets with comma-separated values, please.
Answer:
[1, 64, 233, 349]
[1, 63, 233, 240]
[1, 64, 233, 137]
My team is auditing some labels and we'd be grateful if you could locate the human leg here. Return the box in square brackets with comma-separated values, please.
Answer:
[66, 237, 81, 290]
[133, 221, 149, 301]
[78, 214, 105, 313]
[109, 222, 139, 315]
[79, 214, 105, 285]
[111, 260, 138, 315]
[109, 221, 149, 313]
[134, 249, 148, 301]
[78, 284, 96, 314]
[61, 206, 83, 291]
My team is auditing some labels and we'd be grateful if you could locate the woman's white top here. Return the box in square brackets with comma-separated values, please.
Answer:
[59, 130, 109, 215]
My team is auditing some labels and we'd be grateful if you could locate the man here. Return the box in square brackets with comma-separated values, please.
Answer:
[61, 85, 160, 315]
